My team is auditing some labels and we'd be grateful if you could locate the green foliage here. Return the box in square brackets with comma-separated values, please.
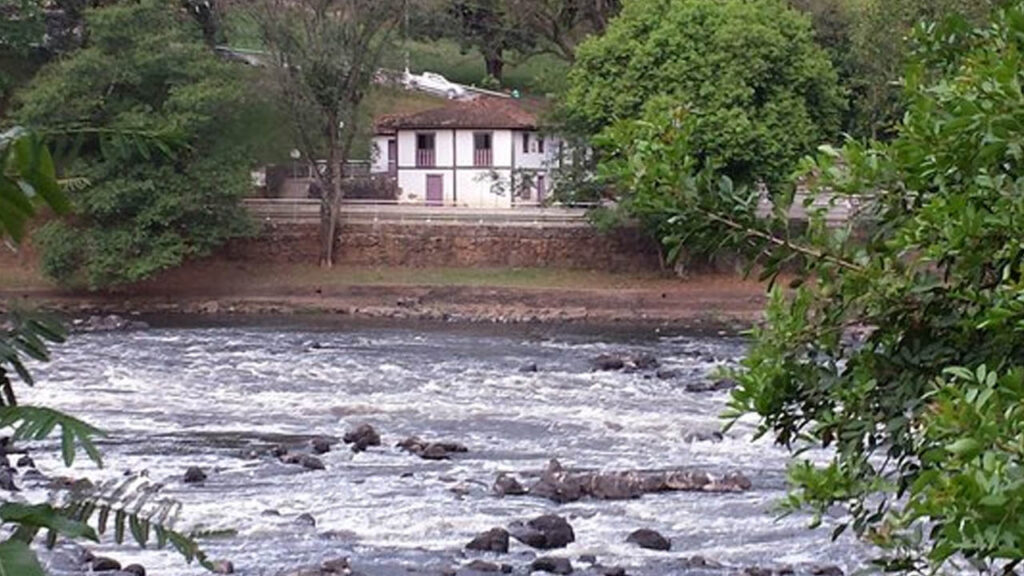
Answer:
[605, 2, 1024, 572]
[0, 128, 67, 243]
[2, 128, 215, 572]
[564, 0, 845, 189]
[15, 0, 259, 288]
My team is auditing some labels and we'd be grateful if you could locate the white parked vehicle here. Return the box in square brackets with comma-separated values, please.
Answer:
[403, 70, 467, 100]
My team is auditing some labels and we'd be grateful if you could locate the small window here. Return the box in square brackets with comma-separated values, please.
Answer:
[417, 133, 435, 151]
[522, 133, 529, 154]
[537, 136, 545, 154]
[416, 133, 436, 168]
[474, 132, 493, 167]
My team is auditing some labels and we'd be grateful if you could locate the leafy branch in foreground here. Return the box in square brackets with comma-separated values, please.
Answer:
[2, 128, 215, 573]
[601, 3, 1024, 573]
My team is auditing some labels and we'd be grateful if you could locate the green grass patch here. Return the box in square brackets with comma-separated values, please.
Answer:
[221, 10, 569, 96]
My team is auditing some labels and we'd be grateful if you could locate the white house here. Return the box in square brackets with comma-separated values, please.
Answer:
[371, 97, 564, 208]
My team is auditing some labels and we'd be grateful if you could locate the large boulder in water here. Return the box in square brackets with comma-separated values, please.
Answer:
[342, 424, 381, 453]
[508, 514, 575, 549]
[519, 460, 751, 503]
[626, 528, 671, 551]
[465, 528, 510, 553]
[397, 436, 468, 460]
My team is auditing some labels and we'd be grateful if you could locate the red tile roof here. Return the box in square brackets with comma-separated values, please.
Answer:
[375, 96, 546, 133]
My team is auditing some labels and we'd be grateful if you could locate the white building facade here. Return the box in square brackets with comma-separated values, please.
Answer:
[372, 98, 563, 209]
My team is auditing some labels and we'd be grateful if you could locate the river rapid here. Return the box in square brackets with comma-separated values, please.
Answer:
[19, 319, 862, 576]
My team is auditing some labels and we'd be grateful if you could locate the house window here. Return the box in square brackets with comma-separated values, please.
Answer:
[416, 133, 435, 168]
[522, 133, 529, 154]
[537, 136, 545, 154]
[474, 132, 493, 167]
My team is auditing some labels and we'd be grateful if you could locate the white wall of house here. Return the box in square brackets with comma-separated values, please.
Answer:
[514, 131, 561, 170]
[456, 169, 513, 208]
[397, 169, 454, 204]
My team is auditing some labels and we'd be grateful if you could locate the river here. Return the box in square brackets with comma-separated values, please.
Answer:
[19, 319, 863, 576]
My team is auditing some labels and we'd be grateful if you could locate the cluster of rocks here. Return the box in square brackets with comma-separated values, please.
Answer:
[397, 436, 469, 460]
[46, 542, 234, 575]
[281, 557, 359, 576]
[590, 352, 740, 393]
[591, 353, 660, 372]
[71, 314, 149, 333]
[0, 443, 45, 492]
[493, 459, 752, 503]
[462, 515, 630, 575]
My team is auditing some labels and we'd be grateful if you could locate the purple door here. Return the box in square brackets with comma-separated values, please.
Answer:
[387, 139, 397, 177]
[426, 174, 444, 206]
[536, 174, 546, 204]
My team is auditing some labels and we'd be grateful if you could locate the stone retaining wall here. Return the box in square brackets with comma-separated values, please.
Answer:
[224, 222, 663, 272]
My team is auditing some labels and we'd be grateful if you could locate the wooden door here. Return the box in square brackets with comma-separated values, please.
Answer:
[536, 174, 546, 204]
[426, 174, 444, 206]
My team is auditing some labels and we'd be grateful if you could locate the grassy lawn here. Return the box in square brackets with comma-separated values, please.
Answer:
[222, 11, 569, 96]
[1, 258, 683, 294]
[235, 265, 673, 290]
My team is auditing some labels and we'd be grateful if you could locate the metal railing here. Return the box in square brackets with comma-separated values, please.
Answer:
[243, 198, 593, 227]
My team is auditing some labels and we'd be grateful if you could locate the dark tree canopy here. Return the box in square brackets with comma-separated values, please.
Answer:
[15, 0, 261, 287]
[564, 0, 845, 187]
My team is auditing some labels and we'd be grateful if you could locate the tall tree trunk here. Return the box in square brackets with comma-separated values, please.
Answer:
[485, 52, 504, 82]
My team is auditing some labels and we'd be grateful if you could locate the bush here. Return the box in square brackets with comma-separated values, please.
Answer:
[564, 0, 845, 189]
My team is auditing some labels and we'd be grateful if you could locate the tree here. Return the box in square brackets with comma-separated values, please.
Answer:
[14, 0, 260, 288]
[505, 0, 621, 63]
[448, 0, 536, 82]
[599, 3, 1024, 572]
[842, 0, 998, 139]
[255, 0, 399, 267]
[563, 0, 845, 190]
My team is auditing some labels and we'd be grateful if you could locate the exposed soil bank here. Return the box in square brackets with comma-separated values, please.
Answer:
[2, 279, 765, 327]
[2, 247, 766, 326]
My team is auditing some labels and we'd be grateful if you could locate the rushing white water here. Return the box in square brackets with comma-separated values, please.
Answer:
[18, 320, 863, 576]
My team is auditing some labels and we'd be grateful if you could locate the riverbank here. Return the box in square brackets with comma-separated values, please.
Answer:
[1, 259, 767, 327]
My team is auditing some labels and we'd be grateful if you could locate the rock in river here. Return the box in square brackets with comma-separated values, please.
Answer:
[343, 424, 381, 453]
[466, 527, 509, 553]
[311, 437, 333, 454]
[398, 436, 468, 460]
[684, 378, 739, 393]
[282, 453, 326, 471]
[626, 528, 671, 551]
[508, 514, 575, 549]
[492, 473, 527, 496]
[0, 468, 18, 492]
[123, 564, 146, 576]
[591, 354, 626, 371]
[183, 466, 207, 484]
[531, 557, 573, 574]
[523, 459, 751, 503]
[91, 557, 122, 571]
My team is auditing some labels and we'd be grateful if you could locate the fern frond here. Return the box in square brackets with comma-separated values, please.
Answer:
[54, 475, 215, 571]
[0, 406, 104, 467]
